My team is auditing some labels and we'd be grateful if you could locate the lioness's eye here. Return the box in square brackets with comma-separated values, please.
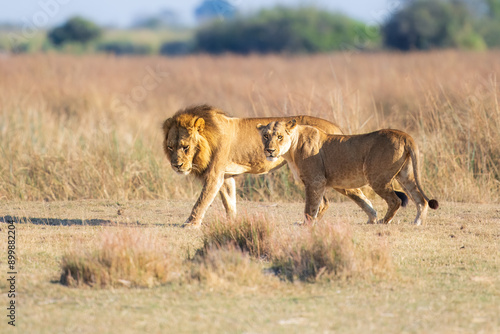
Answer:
[264, 134, 269, 140]
[278, 135, 283, 140]
[183, 146, 189, 152]
[167, 146, 173, 151]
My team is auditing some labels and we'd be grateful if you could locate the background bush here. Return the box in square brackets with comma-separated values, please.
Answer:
[48, 16, 102, 46]
[98, 41, 153, 55]
[195, 7, 380, 54]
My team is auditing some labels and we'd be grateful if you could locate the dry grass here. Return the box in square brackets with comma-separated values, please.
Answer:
[199, 214, 274, 259]
[1, 200, 498, 333]
[196, 214, 392, 283]
[57, 214, 389, 289]
[189, 245, 272, 287]
[0, 51, 499, 203]
[60, 227, 182, 288]
[271, 222, 392, 282]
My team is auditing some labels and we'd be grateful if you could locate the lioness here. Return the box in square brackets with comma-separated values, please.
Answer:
[257, 120, 439, 225]
[162, 105, 372, 227]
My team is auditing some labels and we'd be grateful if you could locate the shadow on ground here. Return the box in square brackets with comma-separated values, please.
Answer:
[0, 216, 180, 227]
[0, 216, 116, 226]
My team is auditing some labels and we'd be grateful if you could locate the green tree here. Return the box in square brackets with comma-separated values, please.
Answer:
[195, 7, 379, 54]
[477, 0, 500, 47]
[195, 0, 237, 23]
[48, 16, 102, 46]
[382, 0, 485, 50]
[485, 0, 500, 17]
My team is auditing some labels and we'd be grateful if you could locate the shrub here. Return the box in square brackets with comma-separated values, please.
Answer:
[97, 41, 153, 55]
[199, 214, 274, 259]
[48, 16, 102, 46]
[60, 228, 181, 288]
[271, 222, 392, 282]
[382, 0, 485, 50]
[195, 7, 379, 54]
[189, 245, 269, 287]
[159, 41, 194, 56]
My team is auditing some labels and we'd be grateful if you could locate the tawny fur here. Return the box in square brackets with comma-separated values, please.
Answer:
[258, 120, 439, 225]
[162, 105, 350, 227]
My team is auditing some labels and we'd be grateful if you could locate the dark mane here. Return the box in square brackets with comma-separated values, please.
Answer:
[173, 104, 228, 123]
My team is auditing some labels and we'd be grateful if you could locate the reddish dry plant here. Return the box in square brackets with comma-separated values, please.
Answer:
[271, 222, 393, 282]
[189, 245, 271, 287]
[198, 215, 393, 283]
[199, 214, 274, 259]
[60, 228, 181, 288]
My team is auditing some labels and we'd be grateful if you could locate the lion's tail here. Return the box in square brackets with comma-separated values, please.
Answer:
[407, 141, 439, 210]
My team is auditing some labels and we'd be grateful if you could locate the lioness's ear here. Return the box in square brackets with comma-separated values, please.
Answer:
[193, 117, 205, 133]
[162, 118, 174, 136]
[286, 119, 297, 131]
[256, 123, 265, 131]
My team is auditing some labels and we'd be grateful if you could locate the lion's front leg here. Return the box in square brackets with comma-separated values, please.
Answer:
[303, 180, 326, 225]
[183, 172, 225, 228]
[219, 177, 237, 219]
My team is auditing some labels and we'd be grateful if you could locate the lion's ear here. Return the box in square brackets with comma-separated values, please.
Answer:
[256, 123, 265, 131]
[286, 119, 297, 131]
[193, 117, 205, 133]
[162, 118, 174, 136]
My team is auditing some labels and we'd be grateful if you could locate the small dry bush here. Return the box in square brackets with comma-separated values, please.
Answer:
[200, 214, 274, 259]
[189, 245, 269, 287]
[198, 215, 392, 284]
[60, 228, 181, 288]
[271, 222, 392, 282]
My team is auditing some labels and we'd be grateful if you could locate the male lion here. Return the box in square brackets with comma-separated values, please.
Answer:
[162, 105, 372, 227]
[257, 120, 439, 225]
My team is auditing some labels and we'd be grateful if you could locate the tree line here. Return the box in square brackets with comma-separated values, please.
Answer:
[3, 0, 500, 55]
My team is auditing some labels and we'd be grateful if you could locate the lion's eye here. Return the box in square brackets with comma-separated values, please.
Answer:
[278, 135, 283, 140]
[167, 146, 173, 152]
[183, 146, 189, 152]
[264, 134, 269, 140]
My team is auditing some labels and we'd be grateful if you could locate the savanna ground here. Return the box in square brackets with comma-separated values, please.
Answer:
[0, 51, 499, 333]
[0, 200, 499, 333]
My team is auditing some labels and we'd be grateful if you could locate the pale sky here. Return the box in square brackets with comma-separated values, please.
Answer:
[1, 0, 396, 28]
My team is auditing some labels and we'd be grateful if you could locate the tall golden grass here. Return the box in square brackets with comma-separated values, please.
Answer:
[1, 51, 499, 202]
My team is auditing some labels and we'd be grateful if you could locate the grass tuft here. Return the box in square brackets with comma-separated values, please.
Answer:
[199, 214, 274, 259]
[271, 222, 393, 282]
[189, 245, 270, 287]
[60, 228, 181, 288]
[197, 215, 392, 284]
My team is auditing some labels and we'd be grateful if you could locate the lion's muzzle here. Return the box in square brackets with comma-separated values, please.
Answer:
[265, 148, 279, 162]
[171, 162, 191, 175]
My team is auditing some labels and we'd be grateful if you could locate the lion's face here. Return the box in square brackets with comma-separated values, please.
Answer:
[257, 120, 296, 162]
[163, 116, 206, 175]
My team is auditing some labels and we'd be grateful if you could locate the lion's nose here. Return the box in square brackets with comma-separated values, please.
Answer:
[266, 149, 275, 154]
[173, 163, 183, 169]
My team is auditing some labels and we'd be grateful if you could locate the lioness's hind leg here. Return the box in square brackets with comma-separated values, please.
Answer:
[396, 168, 428, 225]
[335, 188, 378, 224]
[219, 178, 237, 219]
[372, 184, 401, 224]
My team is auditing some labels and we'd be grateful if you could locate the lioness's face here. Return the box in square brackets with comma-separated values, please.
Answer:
[163, 124, 199, 175]
[257, 120, 296, 162]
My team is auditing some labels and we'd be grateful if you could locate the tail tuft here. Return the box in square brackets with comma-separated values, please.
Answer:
[428, 199, 439, 210]
[395, 191, 409, 207]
